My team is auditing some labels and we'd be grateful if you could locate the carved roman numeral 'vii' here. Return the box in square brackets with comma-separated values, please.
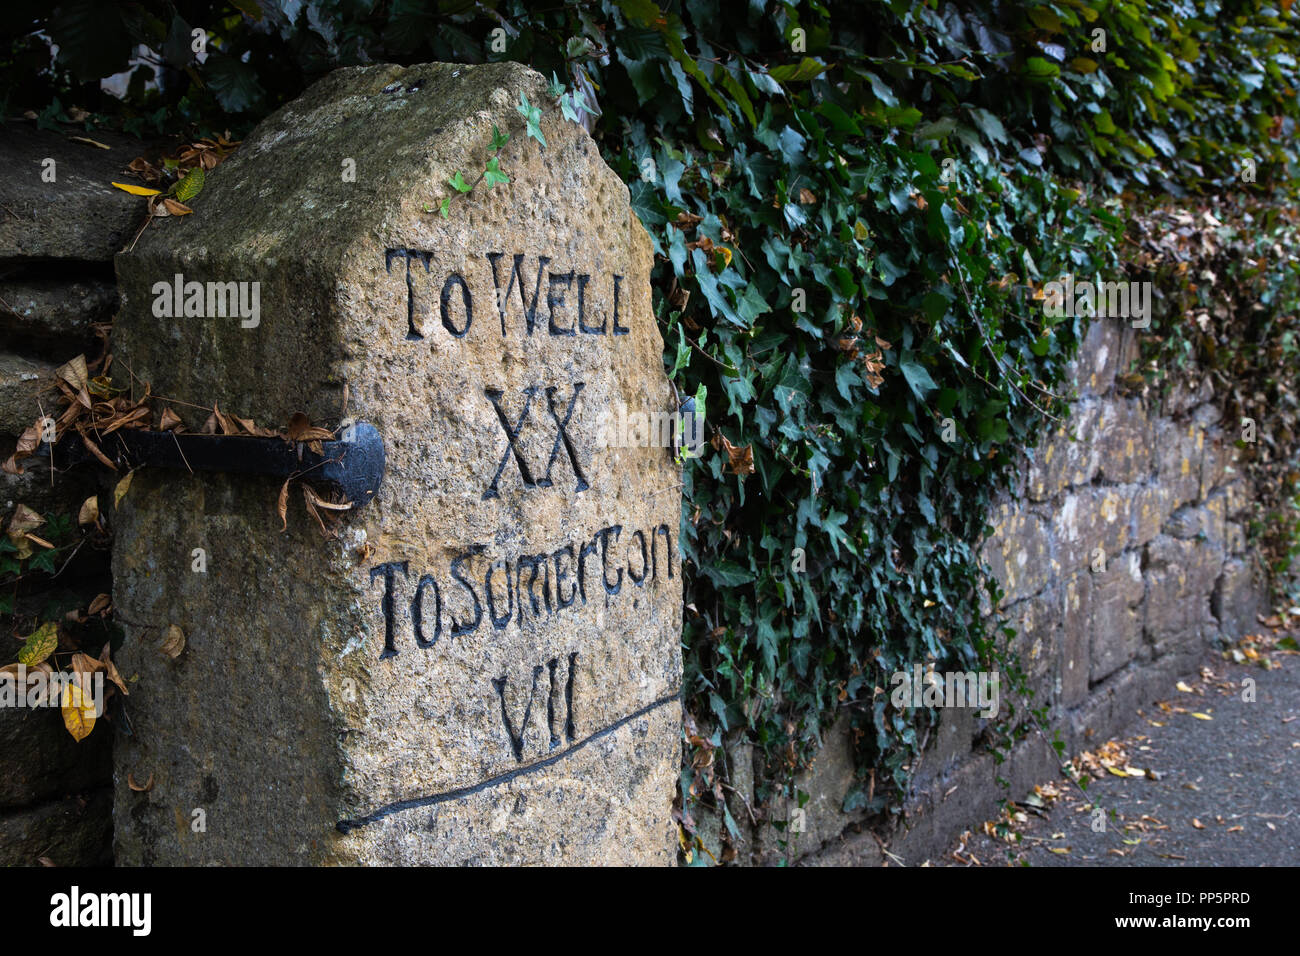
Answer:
[492, 653, 578, 762]
[482, 383, 588, 499]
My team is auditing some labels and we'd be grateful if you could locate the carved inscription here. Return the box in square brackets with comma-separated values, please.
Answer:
[375, 247, 668, 769]
[385, 249, 629, 340]
[483, 383, 589, 499]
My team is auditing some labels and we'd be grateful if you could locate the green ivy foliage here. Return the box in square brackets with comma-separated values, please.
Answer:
[8, 0, 1299, 830]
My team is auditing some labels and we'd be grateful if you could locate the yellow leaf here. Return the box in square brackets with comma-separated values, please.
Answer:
[1049, 847, 1070, 854]
[111, 181, 162, 196]
[1191, 712, 1213, 720]
[1106, 766, 1128, 777]
[114, 471, 134, 509]
[61, 682, 96, 741]
[1176, 681, 1193, 692]
[17, 622, 58, 666]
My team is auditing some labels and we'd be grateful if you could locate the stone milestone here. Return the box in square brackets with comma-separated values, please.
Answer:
[110, 62, 683, 864]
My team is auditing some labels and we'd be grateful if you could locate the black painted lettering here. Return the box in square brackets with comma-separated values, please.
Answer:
[483, 386, 540, 499]
[486, 252, 552, 335]
[540, 383, 590, 492]
[492, 665, 543, 762]
[485, 559, 514, 630]
[578, 534, 599, 604]
[449, 547, 484, 637]
[440, 273, 472, 337]
[652, 523, 675, 580]
[598, 525, 624, 595]
[577, 274, 603, 333]
[385, 248, 431, 340]
[369, 561, 409, 660]
[547, 271, 576, 335]
[611, 274, 630, 335]
[627, 529, 648, 585]
[553, 544, 576, 610]
[411, 573, 441, 648]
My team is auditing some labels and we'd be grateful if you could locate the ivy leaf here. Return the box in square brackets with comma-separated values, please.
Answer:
[516, 91, 547, 148]
[482, 156, 510, 188]
[489, 125, 510, 153]
[899, 355, 938, 399]
[448, 170, 473, 193]
[173, 167, 205, 202]
[18, 622, 59, 667]
[204, 54, 265, 113]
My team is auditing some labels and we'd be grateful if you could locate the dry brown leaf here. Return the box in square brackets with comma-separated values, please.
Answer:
[1192, 818, 1206, 829]
[87, 593, 111, 616]
[81, 434, 117, 471]
[98, 643, 128, 695]
[77, 495, 99, 526]
[56, 355, 89, 392]
[162, 198, 192, 216]
[159, 625, 185, 659]
[277, 479, 291, 532]
[719, 436, 754, 477]
[159, 407, 183, 431]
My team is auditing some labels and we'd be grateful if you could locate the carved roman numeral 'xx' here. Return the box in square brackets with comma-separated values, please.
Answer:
[482, 383, 590, 499]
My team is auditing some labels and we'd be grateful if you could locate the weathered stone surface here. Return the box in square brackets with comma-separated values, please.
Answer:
[0, 790, 112, 867]
[0, 705, 112, 810]
[1061, 573, 1090, 707]
[111, 62, 681, 865]
[765, 712, 862, 864]
[982, 505, 1053, 605]
[0, 127, 153, 264]
[1154, 417, 1204, 507]
[1214, 558, 1261, 638]
[0, 278, 116, 352]
[1025, 402, 1101, 501]
[1066, 317, 1120, 397]
[1094, 396, 1153, 483]
[1143, 534, 1223, 656]
[1052, 486, 1130, 575]
[0, 352, 52, 436]
[1087, 550, 1145, 683]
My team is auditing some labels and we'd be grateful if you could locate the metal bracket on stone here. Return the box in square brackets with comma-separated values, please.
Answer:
[36, 423, 386, 506]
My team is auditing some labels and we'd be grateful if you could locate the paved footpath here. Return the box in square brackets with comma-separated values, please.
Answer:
[939, 637, 1300, 866]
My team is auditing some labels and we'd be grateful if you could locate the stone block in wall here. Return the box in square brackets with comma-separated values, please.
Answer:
[982, 504, 1053, 605]
[1094, 396, 1155, 484]
[0, 790, 112, 867]
[1005, 586, 1061, 711]
[1052, 486, 1131, 578]
[1154, 417, 1204, 507]
[767, 712, 863, 864]
[0, 127, 154, 264]
[0, 279, 116, 354]
[1088, 550, 1145, 683]
[1066, 665, 1146, 752]
[1133, 482, 1177, 546]
[1143, 534, 1224, 658]
[1025, 402, 1101, 501]
[1214, 558, 1262, 638]
[0, 706, 112, 810]
[1067, 317, 1121, 397]
[1061, 574, 1090, 707]
[0, 352, 53, 436]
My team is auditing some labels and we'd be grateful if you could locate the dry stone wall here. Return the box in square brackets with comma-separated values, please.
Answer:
[0, 128, 155, 866]
[703, 315, 1269, 866]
